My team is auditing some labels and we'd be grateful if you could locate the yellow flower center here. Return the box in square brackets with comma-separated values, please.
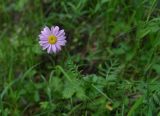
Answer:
[48, 35, 57, 44]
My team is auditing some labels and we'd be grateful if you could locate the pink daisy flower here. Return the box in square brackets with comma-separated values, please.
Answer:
[39, 26, 66, 54]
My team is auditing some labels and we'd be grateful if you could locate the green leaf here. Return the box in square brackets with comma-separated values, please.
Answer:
[62, 81, 76, 99]
[152, 64, 160, 74]
[127, 96, 144, 116]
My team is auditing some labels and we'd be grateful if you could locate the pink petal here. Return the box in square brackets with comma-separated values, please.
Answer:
[51, 45, 57, 53]
[47, 45, 52, 53]
[58, 36, 66, 41]
[51, 26, 55, 33]
[39, 34, 48, 40]
[42, 44, 50, 50]
[39, 42, 44, 46]
[39, 40, 48, 44]
[56, 30, 65, 37]
[57, 40, 66, 46]
[41, 26, 51, 36]
[52, 26, 59, 36]
[55, 44, 61, 51]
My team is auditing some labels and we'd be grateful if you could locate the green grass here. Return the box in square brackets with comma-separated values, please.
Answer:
[0, 0, 160, 115]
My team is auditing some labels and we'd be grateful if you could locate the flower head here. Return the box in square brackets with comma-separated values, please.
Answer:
[39, 26, 66, 53]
